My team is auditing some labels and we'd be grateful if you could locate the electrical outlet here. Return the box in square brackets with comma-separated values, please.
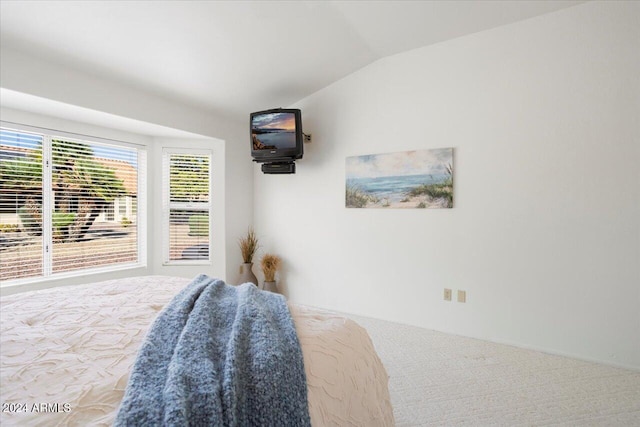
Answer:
[457, 290, 466, 303]
[444, 288, 452, 301]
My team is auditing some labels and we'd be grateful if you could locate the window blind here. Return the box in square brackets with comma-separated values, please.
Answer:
[0, 129, 44, 281]
[0, 126, 145, 284]
[162, 150, 212, 264]
[50, 136, 140, 274]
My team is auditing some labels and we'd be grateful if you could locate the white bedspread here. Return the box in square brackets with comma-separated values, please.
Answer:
[0, 276, 394, 426]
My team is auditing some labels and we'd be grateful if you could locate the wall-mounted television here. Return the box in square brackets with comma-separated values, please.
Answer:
[250, 108, 303, 164]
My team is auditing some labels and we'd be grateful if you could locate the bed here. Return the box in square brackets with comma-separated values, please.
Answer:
[0, 275, 394, 426]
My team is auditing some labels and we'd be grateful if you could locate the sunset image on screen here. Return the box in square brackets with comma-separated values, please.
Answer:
[252, 112, 297, 150]
[252, 113, 295, 131]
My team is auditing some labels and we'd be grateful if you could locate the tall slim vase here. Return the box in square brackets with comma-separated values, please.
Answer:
[237, 262, 258, 286]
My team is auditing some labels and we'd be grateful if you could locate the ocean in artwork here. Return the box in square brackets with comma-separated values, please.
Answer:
[345, 148, 453, 209]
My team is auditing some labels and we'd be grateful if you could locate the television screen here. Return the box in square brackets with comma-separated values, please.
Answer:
[251, 112, 297, 150]
[250, 108, 303, 165]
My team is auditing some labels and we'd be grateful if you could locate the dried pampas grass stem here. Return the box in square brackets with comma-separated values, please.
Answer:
[261, 254, 281, 282]
[238, 227, 259, 263]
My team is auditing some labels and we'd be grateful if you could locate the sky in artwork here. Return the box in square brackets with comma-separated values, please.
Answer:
[346, 148, 452, 179]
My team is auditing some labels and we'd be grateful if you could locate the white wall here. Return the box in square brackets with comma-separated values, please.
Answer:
[0, 49, 254, 288]
[254, 1, 640, 369]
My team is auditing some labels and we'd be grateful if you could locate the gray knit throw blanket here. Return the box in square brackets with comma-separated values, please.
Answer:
[114, 274, 311, 427]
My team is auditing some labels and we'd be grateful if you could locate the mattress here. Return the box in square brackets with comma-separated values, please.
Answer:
[0, 275, 394, 426]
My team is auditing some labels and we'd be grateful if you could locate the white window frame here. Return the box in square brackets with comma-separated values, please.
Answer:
[161, 147, 213, 266]
[0, 121, 147, 286]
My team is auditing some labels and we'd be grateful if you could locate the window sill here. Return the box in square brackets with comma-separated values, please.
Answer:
[0, 262, 147, 289]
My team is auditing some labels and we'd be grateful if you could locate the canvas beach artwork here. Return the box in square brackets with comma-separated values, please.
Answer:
[346, 148, 453, 209]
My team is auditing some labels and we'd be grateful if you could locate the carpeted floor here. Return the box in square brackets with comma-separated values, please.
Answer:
[347, 314, 640, 426]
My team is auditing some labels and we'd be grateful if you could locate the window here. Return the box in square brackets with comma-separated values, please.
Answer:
[0, 125, 146, 284]
[162, 149, 212, 264]
[0, 129, 43, 281]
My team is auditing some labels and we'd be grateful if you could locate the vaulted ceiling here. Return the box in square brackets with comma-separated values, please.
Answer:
[1, 1, 584, 122]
